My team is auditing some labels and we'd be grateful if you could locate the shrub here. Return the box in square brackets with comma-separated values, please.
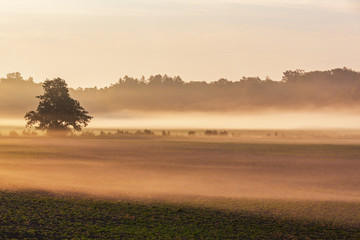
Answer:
[22, 130, 38, 137]
[134, 129, 154, 135]
[219, 131, 228, 136]
[188, 131, 196, 136]
[162, 130, 170, 136]
[205, 130, 218, 136]
[9, 131, 19, 137]
[98, 131, 107, 137]
[80, 131, 96, 137]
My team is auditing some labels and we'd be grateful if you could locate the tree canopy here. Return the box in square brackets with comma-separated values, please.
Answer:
[24, 78, 92, 134]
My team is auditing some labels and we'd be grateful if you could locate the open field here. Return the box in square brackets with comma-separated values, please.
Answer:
[0, 135, 359, 238]
[1, 136, 360, 201]
[0, 190, 359, 239]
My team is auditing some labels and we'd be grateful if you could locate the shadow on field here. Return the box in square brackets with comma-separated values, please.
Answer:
[0, 190, 359, 239]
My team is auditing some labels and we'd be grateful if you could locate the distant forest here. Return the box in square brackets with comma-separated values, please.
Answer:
[1, 68, 360, 118]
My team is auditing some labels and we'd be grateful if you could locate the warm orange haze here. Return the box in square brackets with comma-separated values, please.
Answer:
[1, 69, 360, 233]
[1, 0, 360, 238]
[1, 136, 360, 202]
[2, 68, 360, 129]
[0, 0, 359, 87]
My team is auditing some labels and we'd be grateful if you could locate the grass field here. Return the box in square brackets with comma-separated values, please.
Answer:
[0, 135, 359, 239]
[0, 190, 359, 239]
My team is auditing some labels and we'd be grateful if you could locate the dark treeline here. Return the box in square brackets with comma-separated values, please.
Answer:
[0, 72, 42, 117]
[1, 68, 360, 117]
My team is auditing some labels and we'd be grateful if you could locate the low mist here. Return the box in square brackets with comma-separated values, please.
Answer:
[2, 110, 360, 130]
[89, 110, 360, 129]
[2, 69, 360, 124]
[0, 138, 359, 202]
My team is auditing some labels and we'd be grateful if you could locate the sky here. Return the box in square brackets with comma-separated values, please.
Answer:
[0, 0, 359, 88]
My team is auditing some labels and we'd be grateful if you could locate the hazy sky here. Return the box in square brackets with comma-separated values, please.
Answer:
[0, 0, 359, 88]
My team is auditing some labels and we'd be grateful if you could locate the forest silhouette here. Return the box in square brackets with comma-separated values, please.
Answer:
[1, 68, 360, 118]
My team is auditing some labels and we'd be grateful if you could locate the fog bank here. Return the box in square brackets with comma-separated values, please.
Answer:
[2, 68, 360, 120]
[89, 111, 360, 129]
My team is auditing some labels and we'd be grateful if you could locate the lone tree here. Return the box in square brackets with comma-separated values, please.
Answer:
[25, 78, 92, 134]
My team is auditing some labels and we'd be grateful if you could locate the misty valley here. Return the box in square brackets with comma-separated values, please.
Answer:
[2, 0, 359, 237]
[1, 68, 360, 238]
